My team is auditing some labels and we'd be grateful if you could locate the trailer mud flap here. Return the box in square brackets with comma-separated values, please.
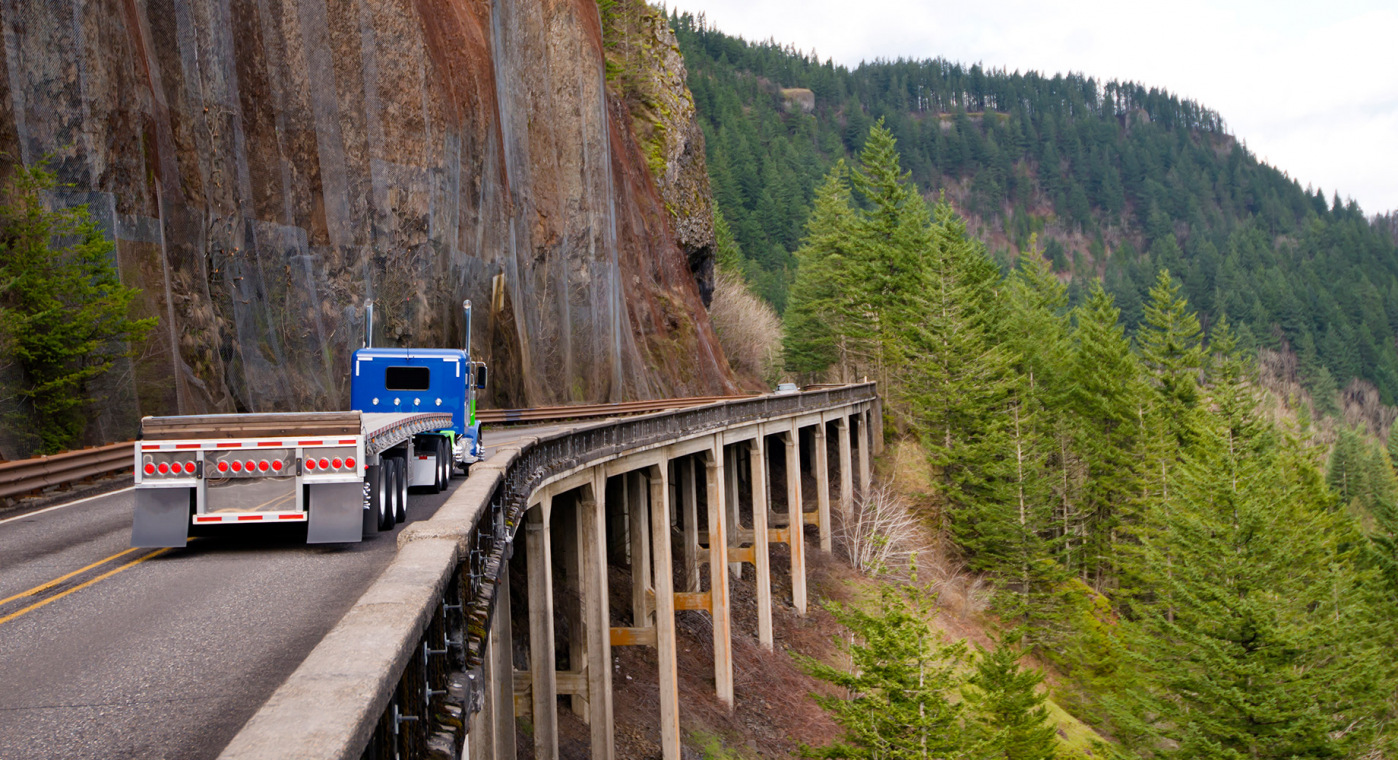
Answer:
[132, 488, 192, 548]
[308, 482, 367, 544]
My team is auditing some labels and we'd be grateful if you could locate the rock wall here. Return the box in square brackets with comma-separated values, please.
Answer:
[0, 0, 735, 452]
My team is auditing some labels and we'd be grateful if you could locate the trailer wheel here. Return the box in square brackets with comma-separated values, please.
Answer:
[371, 464, 393, 532]
[437, 438, 449, 488]
[392, 456, 408, 522]
[383, 459, 401, 529]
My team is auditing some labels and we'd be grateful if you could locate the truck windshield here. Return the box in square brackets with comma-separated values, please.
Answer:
[385, 366, 431, 391]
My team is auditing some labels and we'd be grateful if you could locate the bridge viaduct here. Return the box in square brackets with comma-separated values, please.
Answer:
[220, 383, 881, 760]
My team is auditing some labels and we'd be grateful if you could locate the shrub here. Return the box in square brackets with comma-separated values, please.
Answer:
[709, 271, 781, 386]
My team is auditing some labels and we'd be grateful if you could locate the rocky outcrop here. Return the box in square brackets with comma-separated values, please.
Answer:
[599, 1, 716, 306]
[0, 0, 735, 450]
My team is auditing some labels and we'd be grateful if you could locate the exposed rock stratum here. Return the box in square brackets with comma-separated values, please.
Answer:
[0, 0, 735, 450]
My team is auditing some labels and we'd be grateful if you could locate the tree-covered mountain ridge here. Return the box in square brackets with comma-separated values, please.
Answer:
[673, 12, 1398, 409]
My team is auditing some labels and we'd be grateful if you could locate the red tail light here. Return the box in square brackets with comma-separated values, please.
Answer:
[144, 463, 156, 475]
[331, 458, 343, 469]
[344, 457, 356, 470]
[218, 460, 229, 473]
[305, 458, 317, 471]
[184, 461, 197, 474]
[157, 462, 169, 474]
[318, 458, 330, 470]
[231, 461, 242, 472]
[272, 460, 283, 472]
[258, 460, 269, 472]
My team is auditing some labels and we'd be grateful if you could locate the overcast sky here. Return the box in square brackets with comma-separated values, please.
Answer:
[670, 0, 1398, 216]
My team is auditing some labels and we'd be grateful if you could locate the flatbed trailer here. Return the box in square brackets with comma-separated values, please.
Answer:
[131, 409, 456, 547]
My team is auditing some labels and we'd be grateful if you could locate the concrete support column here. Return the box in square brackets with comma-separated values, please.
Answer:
[627, 472, 652, 625]
[750, 438, 773, 650]
[837, 417, 853, 524]
[857, 410, 872, 496]
[725, 444, 741, 578]
[559, 501, 586, 720]
[649, 465, 681, 759]
[525, 502, 558, 760]
[872, 398, 885, 454]
[682, 457, 701, 593]
[490, 564, 517, 760]
[814, 423, 832, 552]
[785, 424, 807, 615]
[704, 442, 734, 708]
[581, 472, 615, 760]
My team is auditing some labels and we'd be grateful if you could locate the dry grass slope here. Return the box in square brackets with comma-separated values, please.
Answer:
[708, 272, 782, 388]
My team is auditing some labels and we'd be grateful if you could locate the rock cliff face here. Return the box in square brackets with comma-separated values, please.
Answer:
[0, 0, 734, 448]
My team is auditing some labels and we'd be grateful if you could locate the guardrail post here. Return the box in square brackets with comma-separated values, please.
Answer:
[582, 470, 615, 760]
[785, 423, 806, 615]
[705, 440, 735, 708]
[814, 422, 832, 552]
[490, 568, 517, 760]
[649, 462, 681, 759]
[750, 437, 773, 650]
[526, 500, 558, 759]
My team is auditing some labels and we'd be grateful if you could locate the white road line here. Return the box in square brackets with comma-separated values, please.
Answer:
[0, 487, 135, 526]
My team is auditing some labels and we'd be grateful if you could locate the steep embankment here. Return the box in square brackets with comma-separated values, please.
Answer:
[0, 0, 733, 455]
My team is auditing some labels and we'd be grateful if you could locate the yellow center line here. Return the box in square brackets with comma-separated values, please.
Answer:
[0, 548, 172, 627]
[0, 547, 141, 607]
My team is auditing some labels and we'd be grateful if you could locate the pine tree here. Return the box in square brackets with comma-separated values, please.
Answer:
[783, 161, 870, 381]
[1113, 373, 1398, 759]
[0, 161, 156, 453]
[1137, 269, 1205, 451]
[904, 201, 1017, 572]
[964, 643, 1060, 760]
[801, 576, 972, 759]
[1063, 283, 1147, 585]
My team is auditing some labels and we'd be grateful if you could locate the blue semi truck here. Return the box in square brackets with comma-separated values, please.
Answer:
[131, 301, 487, 547]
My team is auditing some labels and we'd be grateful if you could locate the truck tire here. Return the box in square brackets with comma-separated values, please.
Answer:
[371, 464, 393, 532]
[392, 456, 408, 523]
[384, 459, 401, 529]
[436, 438, 449, 488]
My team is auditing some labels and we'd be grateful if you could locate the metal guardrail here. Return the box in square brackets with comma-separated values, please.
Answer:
[0, 395, 759, 503]
[0, 442, 132, 500]
[474, 394, 752, 424]
[219, 383, 880, 760]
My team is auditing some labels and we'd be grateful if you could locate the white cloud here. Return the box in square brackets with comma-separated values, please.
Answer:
[671, 0, 1398, 214]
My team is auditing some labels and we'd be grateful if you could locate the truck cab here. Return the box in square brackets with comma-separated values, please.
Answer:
[349, 347, 486, 467]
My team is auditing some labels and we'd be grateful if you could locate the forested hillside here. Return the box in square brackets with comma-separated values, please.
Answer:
[672, 13, 1398, 407]
[783, 120, 1398, 758]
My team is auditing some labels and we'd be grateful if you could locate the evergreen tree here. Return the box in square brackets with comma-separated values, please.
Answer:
[0, 161, 156, 453]
[964, 643, 1060, 760]
[783, 161, 870, 381]
[1113, 381, 1397, 759]
[1064, 283, 1147, 585]
[905, 201, 1017, 572]
[801, 576, 972, 759]
[1137, 269, 1204, 450]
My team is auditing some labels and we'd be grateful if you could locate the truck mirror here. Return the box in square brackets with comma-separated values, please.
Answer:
[474, 364, 488, 390]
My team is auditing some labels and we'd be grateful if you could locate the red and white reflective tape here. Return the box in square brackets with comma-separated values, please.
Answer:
[141, 438, 360, 451]
[192, 512, 307, 524]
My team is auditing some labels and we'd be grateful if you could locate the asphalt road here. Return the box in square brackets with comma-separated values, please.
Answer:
[0, 424, 564, 760]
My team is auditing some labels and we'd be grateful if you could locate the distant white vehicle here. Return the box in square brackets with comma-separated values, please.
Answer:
[775, 383, 799, 395]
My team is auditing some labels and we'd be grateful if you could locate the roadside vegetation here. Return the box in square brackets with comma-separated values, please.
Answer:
[757, 120, 1398, 758]
[0, 160, 154, 454]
